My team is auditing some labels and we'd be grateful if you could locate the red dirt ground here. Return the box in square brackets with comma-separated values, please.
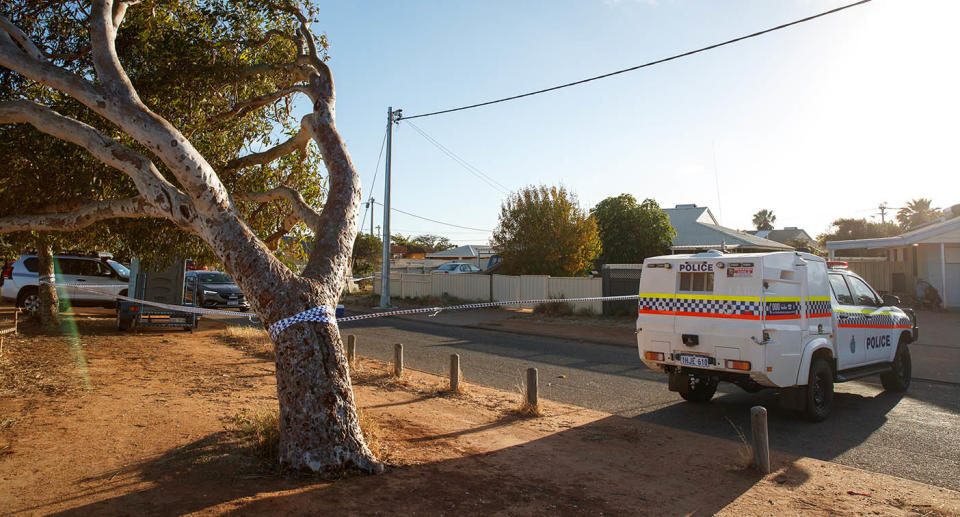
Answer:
[1, 308, 957, 516]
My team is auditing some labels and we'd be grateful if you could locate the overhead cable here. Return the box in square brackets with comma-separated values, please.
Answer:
[403, 120, 510, 194]
[373, 201, 493, 233]
[359, 126, 389, 232]
[399, 0, 872, 120]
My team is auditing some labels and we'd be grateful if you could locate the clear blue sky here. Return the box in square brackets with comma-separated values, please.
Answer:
[304, 0, 958, 244]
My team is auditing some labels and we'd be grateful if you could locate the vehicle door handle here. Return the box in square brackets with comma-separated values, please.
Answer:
[838, 314, 849, 319]
[863, 314, 872, 319]
[76, 278, 86, 282]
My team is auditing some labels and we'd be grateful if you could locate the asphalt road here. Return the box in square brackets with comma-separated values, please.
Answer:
[345, 316, 960, 491]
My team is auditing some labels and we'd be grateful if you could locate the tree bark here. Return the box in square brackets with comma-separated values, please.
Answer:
[35, 235, 60, 331]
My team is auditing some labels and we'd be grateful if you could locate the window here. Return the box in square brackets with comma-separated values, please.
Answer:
[23, 257, 38, 273]
[829, 274, 854, 305]
[847, 276, 880, 307]
[679, 272, 713, 292]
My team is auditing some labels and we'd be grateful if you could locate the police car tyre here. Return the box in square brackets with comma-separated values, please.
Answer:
[880, 342, 911, 393]
[117, 315, 133, 331]
[17, 287, 40, 313]
[679, 375, 718, 403]
[805, 358, 834, 422]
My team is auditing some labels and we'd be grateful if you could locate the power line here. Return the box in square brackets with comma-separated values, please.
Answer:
[403, 120, 510, 194]
[399, 0, 872, 120]
[359, 126, 389, 233]
[373, 201, 493, 232]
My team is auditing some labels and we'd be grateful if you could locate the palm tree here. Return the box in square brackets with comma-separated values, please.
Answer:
[896, 199, 939, 229]
[752, 209, 776, 231]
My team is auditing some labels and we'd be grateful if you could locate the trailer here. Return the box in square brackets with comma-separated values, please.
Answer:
[117, 258, 199, 332]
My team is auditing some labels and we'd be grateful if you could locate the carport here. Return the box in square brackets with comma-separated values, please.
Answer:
[826, 216, 960, 309]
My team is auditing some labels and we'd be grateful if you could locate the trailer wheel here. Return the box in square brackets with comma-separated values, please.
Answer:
[881, 341, 911, 393]
[805, 358, 834, 422]
[679, 374, 718, 403]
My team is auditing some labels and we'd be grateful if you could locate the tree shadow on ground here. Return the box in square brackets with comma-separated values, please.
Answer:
[44, 414, 783, 516]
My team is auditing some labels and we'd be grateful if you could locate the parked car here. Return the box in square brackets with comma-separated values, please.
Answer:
[431, 262, 482, 274]
[185, 270, 250, 311]
[1, 252, 129, 312]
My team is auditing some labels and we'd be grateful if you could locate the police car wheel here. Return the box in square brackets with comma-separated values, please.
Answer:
[117, 316, 133, 331]
[805, 358, 833, 422]
[881, 342, 911, 393]
[679, 375, 717, 403]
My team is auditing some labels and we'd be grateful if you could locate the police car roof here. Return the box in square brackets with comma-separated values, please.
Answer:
[646, 251, 825, 262]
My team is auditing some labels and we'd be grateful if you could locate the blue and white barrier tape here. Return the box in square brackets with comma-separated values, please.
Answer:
[36, 279, 641, 342]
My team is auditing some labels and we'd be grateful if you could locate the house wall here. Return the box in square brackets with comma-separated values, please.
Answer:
[919, 243, 960, 307]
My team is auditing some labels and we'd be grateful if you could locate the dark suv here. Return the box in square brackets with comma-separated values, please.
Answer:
[185, 271, 249, 311]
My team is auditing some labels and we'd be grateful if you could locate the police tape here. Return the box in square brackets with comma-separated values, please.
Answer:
[34, 280, 642, 341]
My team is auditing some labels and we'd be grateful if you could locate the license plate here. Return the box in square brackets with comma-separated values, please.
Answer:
[679, 354, 711, 368]
[228, 300, 239, 306]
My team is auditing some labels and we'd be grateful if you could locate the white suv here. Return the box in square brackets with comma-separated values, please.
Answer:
[1, 253, 130, 311]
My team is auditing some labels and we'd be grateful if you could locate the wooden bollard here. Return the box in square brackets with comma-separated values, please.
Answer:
[526, 367, 538, 408]
[393, 343, 403, 377]
[450, 354, 461, 392]
[751, 406, 771, 473]
[346, 335, 356, 364]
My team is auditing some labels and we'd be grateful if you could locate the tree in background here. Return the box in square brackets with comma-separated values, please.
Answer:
[492, 185, 600, 276]
[412, 234, 455, 253]
[896, 198, 940, 230]
[352, 233, 382, 275]
[817, 218, 900, 257]
[591, 194, 674, 266]
[0, 1, 378, 474]
[752, 209, 776, 231]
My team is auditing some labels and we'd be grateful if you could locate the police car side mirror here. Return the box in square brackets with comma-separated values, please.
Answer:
[881, 294, 901, 307]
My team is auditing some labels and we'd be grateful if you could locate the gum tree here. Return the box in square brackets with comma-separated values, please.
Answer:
[0, 1, 380, 473]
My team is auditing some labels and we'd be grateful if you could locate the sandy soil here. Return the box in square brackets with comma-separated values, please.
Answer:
[0, 308, 957, 516]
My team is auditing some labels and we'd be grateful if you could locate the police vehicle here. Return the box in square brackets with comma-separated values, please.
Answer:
[636, 250, 916, 421]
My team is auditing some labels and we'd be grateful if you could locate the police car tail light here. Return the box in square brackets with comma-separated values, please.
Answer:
[725, 360, 751, 371]
[826, 261, 848, 269]
[1, 266, 11, 279]
[644, 351, 664, 361]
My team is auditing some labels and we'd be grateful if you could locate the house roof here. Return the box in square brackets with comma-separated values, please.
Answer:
[825, 215, 960, 250]
[748, 227, 813, 244]
[425, 244, 495, 258]
[664, 205, 792, 251]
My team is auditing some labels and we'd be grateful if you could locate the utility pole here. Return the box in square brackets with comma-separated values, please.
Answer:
[368, 197, 375, 236]
[379, 107, 401, 308]
[878, 203, 889, 225]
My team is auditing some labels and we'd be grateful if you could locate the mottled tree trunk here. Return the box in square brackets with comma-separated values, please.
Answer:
[35, 235, 59, 331]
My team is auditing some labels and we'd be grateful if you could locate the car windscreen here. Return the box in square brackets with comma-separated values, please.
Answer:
[107, 260, 130, 278]
[437, 264, 458, 271]
[196, 272, 233, 284]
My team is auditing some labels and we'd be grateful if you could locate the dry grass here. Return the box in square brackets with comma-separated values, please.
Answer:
[514, 381, 542, 417]
[218, 326, 274, 360]
[533, 299, 574, 317]
[358, 408, 394, 463]
[233, 408, 281, 460]
[726, 417, 755, 470]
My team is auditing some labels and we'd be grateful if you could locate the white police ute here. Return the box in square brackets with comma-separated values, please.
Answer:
[636, 250, 917, 421]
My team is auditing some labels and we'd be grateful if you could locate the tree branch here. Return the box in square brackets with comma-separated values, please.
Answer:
[0, 197, 166, 234]
[189, 84, 309, 136]
[224, 123, 311, 173]
[264, 212, 301, 250]
[0, 100, 199, 229]
[0, 13, 45, 61]
[234, 186, 321, 231]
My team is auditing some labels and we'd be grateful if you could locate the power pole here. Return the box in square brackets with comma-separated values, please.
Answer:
[368, 197, 375, 236]
[379, 107, 401, 308]
[878, 203, 888, 225]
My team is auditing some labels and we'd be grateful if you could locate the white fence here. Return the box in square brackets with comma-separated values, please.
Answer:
[373, 273, 602, 313]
